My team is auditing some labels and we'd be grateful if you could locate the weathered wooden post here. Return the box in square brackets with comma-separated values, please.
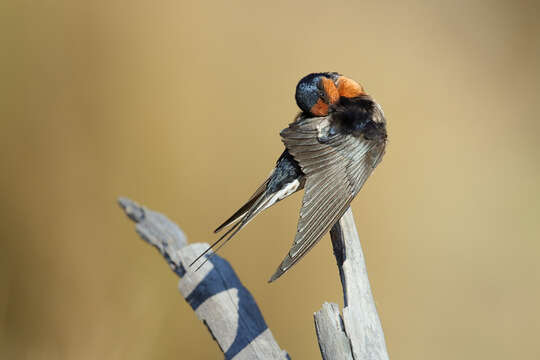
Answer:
[118, 198, 388, 359]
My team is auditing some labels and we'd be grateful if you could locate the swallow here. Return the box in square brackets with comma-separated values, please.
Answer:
[191, 72, 387, 282]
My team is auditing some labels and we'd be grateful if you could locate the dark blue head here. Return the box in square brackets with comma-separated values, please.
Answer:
[295, 72, 366, 116]
[295, 72, 340, 116]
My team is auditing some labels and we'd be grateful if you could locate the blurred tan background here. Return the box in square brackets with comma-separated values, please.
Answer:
[1, 0, 539, 359]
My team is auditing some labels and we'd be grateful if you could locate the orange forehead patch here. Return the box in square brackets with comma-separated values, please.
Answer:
[337, 76, 365, 98]
[310, 98, 329, 116]
[321, 77, 339, 104]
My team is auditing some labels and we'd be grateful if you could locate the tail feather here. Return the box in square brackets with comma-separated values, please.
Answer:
[214, 179, 270, 234]
[191, 150, 305, 272]
[190, 188, 270, 268]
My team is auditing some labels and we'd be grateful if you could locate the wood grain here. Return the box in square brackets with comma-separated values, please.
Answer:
[118, 197, 288, 360]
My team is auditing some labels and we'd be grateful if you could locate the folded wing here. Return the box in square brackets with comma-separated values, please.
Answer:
[269, 115, 385, 282]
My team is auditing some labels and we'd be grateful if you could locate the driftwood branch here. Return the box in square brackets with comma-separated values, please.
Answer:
[314, 207, 389, 360]
[118, 198, 388, 359]
[117, 197, 289, 360]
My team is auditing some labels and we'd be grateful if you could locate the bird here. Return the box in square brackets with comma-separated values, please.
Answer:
[191, 72, 387, 282]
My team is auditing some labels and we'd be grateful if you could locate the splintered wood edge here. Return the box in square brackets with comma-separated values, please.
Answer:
[317, 207, 389, 360]
[314, 302, 354, 360]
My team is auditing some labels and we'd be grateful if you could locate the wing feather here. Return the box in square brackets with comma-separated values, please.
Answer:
[269, 114, 386, 282]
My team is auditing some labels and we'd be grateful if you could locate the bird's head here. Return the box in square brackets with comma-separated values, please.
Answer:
[295, 72, 366, 116]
